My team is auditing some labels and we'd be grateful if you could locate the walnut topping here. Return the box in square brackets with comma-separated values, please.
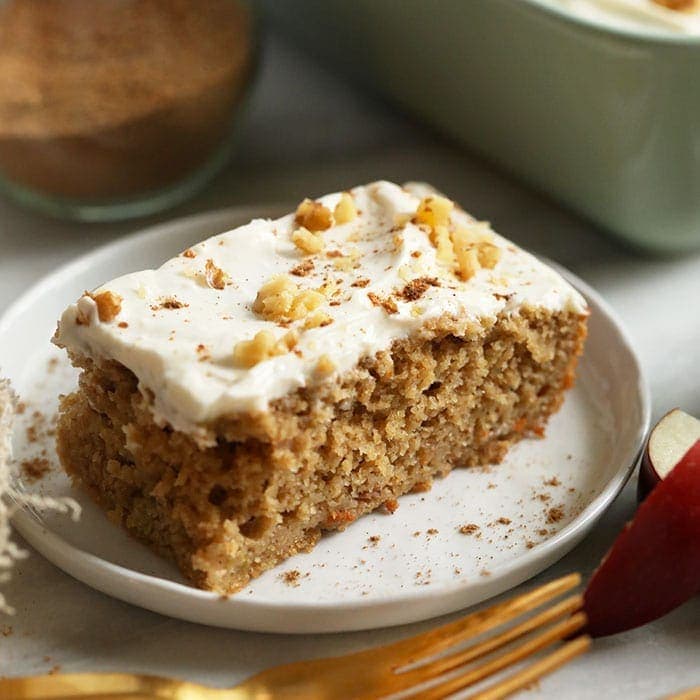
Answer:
[367, 292, 398, 314]
[233, 330, 298, 368]
[351, 278, 370, 288]
[333, 192, 358, 224]
[303, 310, 333, 329]
[476, 241, 501, 269]
[292, 227, 324, 255]
[414, 195, 454, 229]
[90, 290, 122, 322]
[413, 192, 501, 281]
[295, 198, 333, 232]
[290, 259, 315, 277]
[429, 225, 453, 266]
[181, 248, 197, 258]
[451, 226, 501, 281]
[253, 275, 325, 323]
[204, 258, 230, 290]
[453, 240, 480, 282]
[315, 354, 335, 375]
[399, 277, 439, 302]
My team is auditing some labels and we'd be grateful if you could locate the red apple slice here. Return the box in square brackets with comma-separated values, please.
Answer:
[584, 439, 700, 637]
[639, 409, 700, 499]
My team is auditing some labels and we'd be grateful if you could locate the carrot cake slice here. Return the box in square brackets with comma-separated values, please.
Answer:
[53, 181, 589, 593]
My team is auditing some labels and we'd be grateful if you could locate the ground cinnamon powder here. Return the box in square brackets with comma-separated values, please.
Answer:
[0, 0, 253, 200]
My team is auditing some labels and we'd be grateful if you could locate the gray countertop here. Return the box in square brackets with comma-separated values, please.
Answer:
[1, 35, 698, 699]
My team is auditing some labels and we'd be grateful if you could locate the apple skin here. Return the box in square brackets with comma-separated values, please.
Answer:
[638, 409, 700, 501]
[584, 439, 700, 637]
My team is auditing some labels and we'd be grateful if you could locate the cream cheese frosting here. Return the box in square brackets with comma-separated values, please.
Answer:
[539, 0, 700, 35]
[54, 181, 588, 444]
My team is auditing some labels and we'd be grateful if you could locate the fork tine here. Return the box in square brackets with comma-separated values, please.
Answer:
[468, 636, 591, 700]
[403, 612, 587, 700]
[392, 594, 582, 688]
[378, 573, 581, 665]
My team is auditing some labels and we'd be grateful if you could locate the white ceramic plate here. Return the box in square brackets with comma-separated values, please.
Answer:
[1, 206, 650, 634]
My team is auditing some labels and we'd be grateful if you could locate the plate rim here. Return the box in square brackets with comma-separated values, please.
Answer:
[3, 205, 651, 631]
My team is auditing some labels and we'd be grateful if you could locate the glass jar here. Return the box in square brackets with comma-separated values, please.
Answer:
[0, 0, 257, 221]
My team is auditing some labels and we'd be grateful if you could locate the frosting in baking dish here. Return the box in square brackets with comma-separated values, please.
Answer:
[54, 181, 587, 441]
[542, 0, 700, 34]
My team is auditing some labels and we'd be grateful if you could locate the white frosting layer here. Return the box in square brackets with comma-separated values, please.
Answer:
[540, 0, 700, 35]
[54, 181, 587, 442]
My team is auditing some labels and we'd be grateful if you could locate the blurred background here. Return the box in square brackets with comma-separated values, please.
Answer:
[1, 0, 699, 252]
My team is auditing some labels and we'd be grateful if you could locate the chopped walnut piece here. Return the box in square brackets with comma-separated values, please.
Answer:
[204, 259, 230, 290]
[253, 275, 325, 323]
[414, 195, 454, 229]
[453, 241, 480, 282]
[182, 248, 197, 258]
[292, 227, 324, 255]
[304, 310, 333, 329]
[477, 241, 501, 269]
[233, 330, 298, 368]
[295, 198, 333, 232]
[333, 192, 358, 224]
[290, 259, 315, 277]
[432, 225, 455, 266]
[367, 292, 398, 314]
[451, 227, 501, 280]
[315, 354, 335, 375]
[90, 290, 122, 322]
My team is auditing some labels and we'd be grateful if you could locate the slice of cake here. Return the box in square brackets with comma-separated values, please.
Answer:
[53, 181, 588, 593]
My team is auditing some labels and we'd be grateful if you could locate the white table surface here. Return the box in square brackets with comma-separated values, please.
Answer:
[1, 35, 699, 699]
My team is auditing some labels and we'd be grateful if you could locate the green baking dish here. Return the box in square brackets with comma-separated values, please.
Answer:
[262, 0, 700, 254]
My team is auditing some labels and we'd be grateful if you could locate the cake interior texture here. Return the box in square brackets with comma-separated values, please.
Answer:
[57, 307, 587, 593]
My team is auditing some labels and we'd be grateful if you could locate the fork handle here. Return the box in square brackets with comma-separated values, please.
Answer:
[0, 673, 162, 699]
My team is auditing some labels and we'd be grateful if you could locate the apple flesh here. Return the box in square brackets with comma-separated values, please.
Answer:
[638, 408, 700, 500]
[584, 439, 700, 637]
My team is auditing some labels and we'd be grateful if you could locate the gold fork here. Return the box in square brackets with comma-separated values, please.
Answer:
[1, 574, 589, 700]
